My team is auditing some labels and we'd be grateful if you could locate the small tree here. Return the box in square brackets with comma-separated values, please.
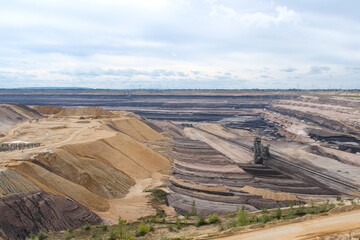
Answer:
[275, 207, 282, 220]
[237, 207, 249, 226]
[191, 200, 197, 216]
[176, 218, 182, 229]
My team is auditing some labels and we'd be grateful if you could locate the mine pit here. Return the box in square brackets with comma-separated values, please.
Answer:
[0, 91, 360, 239]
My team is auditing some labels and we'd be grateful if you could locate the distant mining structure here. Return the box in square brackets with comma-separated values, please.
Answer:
[0, 142, 40, 152]
[253, 137, 270, 164]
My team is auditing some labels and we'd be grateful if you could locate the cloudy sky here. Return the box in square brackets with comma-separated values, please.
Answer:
[0, 0, 359, 89]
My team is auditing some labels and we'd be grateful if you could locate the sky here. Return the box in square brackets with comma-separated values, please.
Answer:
[0, 0, 359, 89]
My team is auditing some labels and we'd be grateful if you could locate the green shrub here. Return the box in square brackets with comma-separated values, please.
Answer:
[100, 223, 108, 231]
[107, 231, 116, 240]
[83, 223, 91, 231]
[176, 218, 182, 229]
[287, 201, 295, 207]
[284, 208, 296, 220]
[250, 216, 260, 224]
[29, 233, 37, 240]
[274, 207, 282, 220]
[136, 222, 152, 237]
[195, 215, 207, 227]
[122, 233, 134, 240]
[156, 209, 167, 218]
[151, 189, 168, 204]
[294, 205, 306, 217]
[208, 213, 220, 224]
[91, 233, 102, 240]
[117, 218, 127, 238]
[64, 231, 73, 240]
[261, 207, 268, 214]
[226, 219, 237, 229]
[37, 231, 48, 240]
[167, 225, 174, 232]
[259, 213, 270, 224]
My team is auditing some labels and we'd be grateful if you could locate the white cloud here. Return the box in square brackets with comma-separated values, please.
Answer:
[207, 2, 300, 27]
[0, 0, 359, 89]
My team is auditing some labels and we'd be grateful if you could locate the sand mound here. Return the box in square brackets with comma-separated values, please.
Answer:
[33, 106, 63, 115]
[1, 108, 171, 222]
[6, 131, 169, 213]
[106, 118, 164, 142]
[11, 161, 110, 212]
[55, 107, 113, 117]
[33, 149, 135, 198]
[62, 133, 170, 180]
[242, 186, 297, 201]
[0, 191, 101, 240]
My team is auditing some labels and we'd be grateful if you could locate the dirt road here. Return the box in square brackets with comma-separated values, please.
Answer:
[211, 210, 360, 240]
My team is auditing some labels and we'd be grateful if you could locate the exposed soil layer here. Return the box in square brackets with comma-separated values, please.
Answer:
[268, 106, 358, 135]
[0, 191, 101, 240]
[55, 106, 113, 117]
[0, 169, 40, 196]
[223, 116, 283, 140]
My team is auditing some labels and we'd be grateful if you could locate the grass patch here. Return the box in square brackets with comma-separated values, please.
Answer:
[42, 200, 341, 240]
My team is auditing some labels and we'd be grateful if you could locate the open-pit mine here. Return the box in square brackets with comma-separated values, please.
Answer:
[0, 89, 359, 240]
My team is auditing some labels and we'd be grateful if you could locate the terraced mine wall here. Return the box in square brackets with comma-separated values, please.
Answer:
[136, 112, 258, 121]
[266, 155, 359, 196]
[0, 90, 296, 121]
[152, 119, 344, 215]
[267, 106, 358, 135]
[0, 143, 40, 152]
[166, 136, 318, 215]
